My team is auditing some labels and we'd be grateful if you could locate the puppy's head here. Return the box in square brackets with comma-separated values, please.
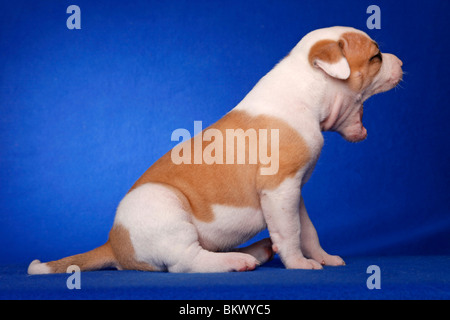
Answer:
[306, 27, 403, 142]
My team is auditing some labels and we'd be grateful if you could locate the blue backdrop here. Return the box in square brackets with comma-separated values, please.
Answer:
[1, 0, 449, 264]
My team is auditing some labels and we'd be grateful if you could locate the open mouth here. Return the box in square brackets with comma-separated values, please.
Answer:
[342, 106, 367, 142]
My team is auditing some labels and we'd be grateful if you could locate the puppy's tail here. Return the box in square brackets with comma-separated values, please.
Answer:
[27, 241, 118, 275]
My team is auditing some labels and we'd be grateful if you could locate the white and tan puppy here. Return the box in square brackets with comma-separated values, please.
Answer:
[28, 26, 402, 274]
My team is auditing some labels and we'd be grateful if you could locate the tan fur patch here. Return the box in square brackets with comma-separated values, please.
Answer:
[109, 225, 158, 271]
[308, 39, 344, 66]
[129, 110, 311, 222]
[340, 32, 382, 91]
[46, 241, 117, 273]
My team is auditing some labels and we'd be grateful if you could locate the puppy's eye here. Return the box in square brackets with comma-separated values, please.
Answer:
[370, 51, 382, 62]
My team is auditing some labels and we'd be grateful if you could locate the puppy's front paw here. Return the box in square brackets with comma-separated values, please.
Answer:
[310, 251, 346, 266]
[320, 254, 345, 266]
[285, 256, 323, 270]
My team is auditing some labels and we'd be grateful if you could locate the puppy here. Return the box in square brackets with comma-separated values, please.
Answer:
[28, 26, 402, 274]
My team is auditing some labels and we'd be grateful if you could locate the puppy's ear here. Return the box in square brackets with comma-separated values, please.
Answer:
[308, 39, 350, 80]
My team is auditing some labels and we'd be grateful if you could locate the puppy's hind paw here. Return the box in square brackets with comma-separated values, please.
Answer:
[236, 238, 274, 265]
[225, 253, 260, 272]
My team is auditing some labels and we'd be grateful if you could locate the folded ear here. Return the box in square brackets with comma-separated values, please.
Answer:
[308, 39, 351, 80]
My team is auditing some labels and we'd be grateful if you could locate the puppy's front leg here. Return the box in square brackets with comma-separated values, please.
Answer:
[299, 197, 345, 266]
[260, 179, 322, 270]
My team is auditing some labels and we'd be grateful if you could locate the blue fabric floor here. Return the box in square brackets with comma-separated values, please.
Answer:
[1, 256, 449, 300]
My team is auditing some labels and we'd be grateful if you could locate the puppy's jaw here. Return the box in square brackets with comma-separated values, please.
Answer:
[339, 106, 367, 142]
[341, 124, 367, 143]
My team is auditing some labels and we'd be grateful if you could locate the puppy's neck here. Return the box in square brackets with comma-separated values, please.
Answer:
[235, 55, 362, 135]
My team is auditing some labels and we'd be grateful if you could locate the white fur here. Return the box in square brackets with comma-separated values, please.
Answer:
[194, 204, 266, 252]
[27, 259, 51, 275]
[114, 183, 198, 271]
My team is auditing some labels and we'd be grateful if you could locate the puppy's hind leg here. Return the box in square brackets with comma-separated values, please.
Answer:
[166, 222, 261, 273]
[235, 238, 274, 265]
[116, 183, 260, 273]
[171, 246, 261, 273]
